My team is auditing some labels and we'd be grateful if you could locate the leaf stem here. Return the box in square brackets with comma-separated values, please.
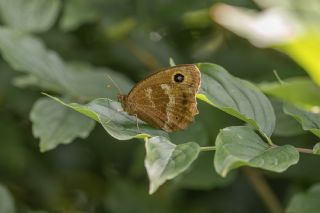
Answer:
[243, 168, 283, 213]
[200, 146, 216, 152]
[265, 136, 274, 146]
[259, 131, 274, 146]
[295, 147, 314, 154]
[272, 143, 314, 155]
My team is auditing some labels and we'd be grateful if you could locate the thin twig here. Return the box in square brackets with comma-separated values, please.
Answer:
[200, 146, 216, 152]
[295, 147, 314, 154]
[271, 143, 314, 155]
[243, 167, 283, 213]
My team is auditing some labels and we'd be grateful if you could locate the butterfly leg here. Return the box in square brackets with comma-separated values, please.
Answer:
[133, 114, 141, 133]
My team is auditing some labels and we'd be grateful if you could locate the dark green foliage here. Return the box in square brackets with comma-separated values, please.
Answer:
[0, 0, 320, 212]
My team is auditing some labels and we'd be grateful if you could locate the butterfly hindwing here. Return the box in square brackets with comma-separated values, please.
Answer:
[119, 64, 201, 132]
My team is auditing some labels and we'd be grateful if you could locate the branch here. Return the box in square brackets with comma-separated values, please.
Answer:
[271, 144, 314, 155]
[243, 167, 283, 213]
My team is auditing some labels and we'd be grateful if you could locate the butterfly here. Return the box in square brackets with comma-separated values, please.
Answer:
[118, 64, 201, 132]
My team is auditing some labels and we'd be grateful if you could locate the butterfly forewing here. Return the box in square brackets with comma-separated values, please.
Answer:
[120, 64, 201, 132]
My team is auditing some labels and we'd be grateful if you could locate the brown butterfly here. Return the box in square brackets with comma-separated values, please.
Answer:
[118, 64, 201, 132]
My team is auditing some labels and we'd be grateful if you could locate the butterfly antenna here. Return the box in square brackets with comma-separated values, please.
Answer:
[106, 74, 123, 94]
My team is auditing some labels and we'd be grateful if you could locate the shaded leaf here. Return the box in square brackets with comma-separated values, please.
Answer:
[0, 28, 133, 100]
[176, 153, 236, 190]
[197, 63, 275, 138]
[0, 184, 15, 213]
[286, 184, 320, 213]
[145, 136, 200, 194]
[104, 179, 170, 213]
[0, 27, 71, 93]
[313, 143, 320, 155]
[30, 97, 95, 152]
[60, 0, 99, 31]
[45, 94, 168, 140]
[65, 62, 133, 100]
[170, 122, 209, 146]
[214, 126, 299, 177]
[272, 99, 304, 136]
[0, 0, 60, 32]
[260, 78, 320, 109]
[284, 104, 320, 138]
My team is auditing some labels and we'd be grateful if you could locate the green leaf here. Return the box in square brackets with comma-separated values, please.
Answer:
[281, 31, 320, 86]
[64, 62, 134, 100]
[45, 94, 168, 140]
[284, 104, 320, 138]
[0, 184, 15, 213]
[145, 136, 200, 194]
[0, 27, 71, 93]
[169, 57, 176, 66]
[0, 28, 133, 100]
[286, 184, 320, 213]
[170, 122, 209, 146]
[272, 100, 304, 136]
[104, 179, 171, 213]
[313, 143, 320, 155]
[60, 0, 99, 31]
[211, 4, 320, 85]
[214, 126, 299, 177]
[197, 63, 275, 138]
[0, 0, 60, 32]
[260, 78, 320, 109]
[176, 153, 236, 190]
[30, 97, 95, 152]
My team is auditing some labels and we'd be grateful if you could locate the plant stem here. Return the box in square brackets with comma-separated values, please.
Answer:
[271, 143, 314, 155]
[243, 168, 283, 213]
[200, 146, 216, 152]
[295, 147, 314, 154]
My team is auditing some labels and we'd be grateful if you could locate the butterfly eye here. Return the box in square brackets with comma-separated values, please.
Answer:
[174, 73, 184, 83]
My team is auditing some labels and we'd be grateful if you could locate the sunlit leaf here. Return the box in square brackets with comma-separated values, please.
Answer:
[145, 136, 200, 194]
[30, 97, 95, 152]
[197, 63, 275, 138]
[211, 4, 300, 47]
[286, 184, 320, 213]
[211, 3, 320, 85]
[0, 0, 60, 32]
[284, 104, 320, 138]
[45, 94, 168, 140]
[281, 31, 320, 86]
[214, 126, 299, 177]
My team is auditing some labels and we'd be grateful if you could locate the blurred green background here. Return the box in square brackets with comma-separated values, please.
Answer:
[0, 0, 319, 212]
